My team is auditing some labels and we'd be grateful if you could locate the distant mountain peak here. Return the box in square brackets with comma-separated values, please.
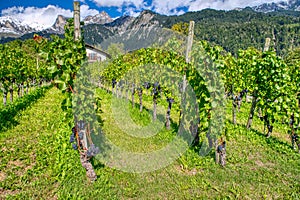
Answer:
[253, 0, 300, 12]
[140, 9, 156, 15]
[51, 15, 67, 33]
[0, 16, 36, 37]
[84, 11, 113, 25]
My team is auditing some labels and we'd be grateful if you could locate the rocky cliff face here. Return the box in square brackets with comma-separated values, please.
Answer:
[99, 10, 169, 51]
[127, 10, 159, 30]
[104, 15, 135, 34]
[48, 15, 68, 34]
[84, 11, 113, 25]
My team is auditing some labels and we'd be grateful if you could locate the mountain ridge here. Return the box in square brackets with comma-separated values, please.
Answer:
[253, 0, 300, 12]
[1, 2, 300, 56]
[2, 1, 300, 38]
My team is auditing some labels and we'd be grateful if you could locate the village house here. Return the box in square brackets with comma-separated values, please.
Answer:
[85, 43, 111, 62]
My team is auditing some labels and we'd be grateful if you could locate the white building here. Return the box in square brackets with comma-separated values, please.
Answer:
[85, 44, 111, 62]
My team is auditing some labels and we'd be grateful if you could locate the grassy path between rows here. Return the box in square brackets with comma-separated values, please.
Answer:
[0, 87, 299, 199]
[0, 87, 67, 199]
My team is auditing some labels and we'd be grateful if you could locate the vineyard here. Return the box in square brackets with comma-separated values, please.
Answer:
[0, 11, 300, 199]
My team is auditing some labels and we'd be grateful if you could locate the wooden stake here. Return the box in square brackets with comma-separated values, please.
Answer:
[263, 37, 271, 52]
[73, 1, 81, 41]
[185, 21, 195, 64]
[183, 21, 194, 93]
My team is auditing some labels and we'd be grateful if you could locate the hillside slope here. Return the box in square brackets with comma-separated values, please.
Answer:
[0, 87, 299, 199]
[1, 8, 300, 56]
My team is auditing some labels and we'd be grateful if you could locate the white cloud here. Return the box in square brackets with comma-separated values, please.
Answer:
[149, 0, 288, 15]
[80, 5, 99, 17]
[151, 0, 190, 15]
[188, 0, 285, 11]
[0, 4, 99, 30]
[124, 7, 141, 17]
[0, 0, 289, 30]
[1, 6, 25, 15]
[1, 5, 73, 30]
[95, 0, 286, 16]
[91, 0, 145, 9]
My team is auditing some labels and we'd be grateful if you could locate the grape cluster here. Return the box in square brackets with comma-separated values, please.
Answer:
[234, 95, 241, 101]
[227, 88, 248, 100]
[143, 82, 151, 89]
[86, 144, 100, 157]
[112, 78, 117, 88]
[292, 133, 299, 141]
[78, 120, 85, 130]
[167, 97, 174, 112]
[137, 87, 143, 92]
[152, 82, 161, 96]
[72, 143, 78, 150]
[70, 126, 78, 150]
[69, 127, 76, 143]
[226, 91, 234, 98]
[131, 83, 135, 94]
[289, 114, 295, 126]
[167, 97, 175, 104]
[78, 131, 84, 140]
[239, 88, 248, 98]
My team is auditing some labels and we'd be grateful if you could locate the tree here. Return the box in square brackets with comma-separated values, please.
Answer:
[171, 22, 189, 36]
[107, 43, 125, 59]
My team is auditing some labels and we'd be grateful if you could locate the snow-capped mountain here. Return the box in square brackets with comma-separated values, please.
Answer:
[253, 0, 300, 12]
[1, 0, 300, 38]
[0, 11, 114, 37]
[1, 1, 300, 44]
[0, 16, 37, 37]
[84, 11, 113, 25]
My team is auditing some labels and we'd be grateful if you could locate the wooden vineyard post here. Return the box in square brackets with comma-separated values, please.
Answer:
[263, 37, 271, 52]
[2, 87, 7, 106]
[272, 28, 276, 52]
[73, 1, 97, 182]
[73, 1, 81, 41]
[185, 21, 194, 63]
[180, 21, 194, 123]
[73, 1, 88, 150]
[179, 20, 195, 136]
[183, 21, 194, 93]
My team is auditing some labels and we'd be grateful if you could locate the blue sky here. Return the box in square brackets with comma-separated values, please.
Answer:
[0, 0, 283, 30]
[0, 0, 125, 18]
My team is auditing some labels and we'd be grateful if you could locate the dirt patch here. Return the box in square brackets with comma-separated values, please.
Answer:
[1, 147, 8, 152]
[255, 160, 265, 167]
[254, 159, 275, 169]
[174, 165, 199, 176]
[8, 160, 24, 168]
[7, 155, 36, 177]
[247, 151, 276, 170]
[0, 171, 6, 181]
[248, 152, 262, 160]
[24, 164, 34, 171]
[0, 188, 20, 197]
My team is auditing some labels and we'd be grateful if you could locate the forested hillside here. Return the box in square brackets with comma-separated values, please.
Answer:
[152, 8, 300, 56]
[1, 7, 300, 57]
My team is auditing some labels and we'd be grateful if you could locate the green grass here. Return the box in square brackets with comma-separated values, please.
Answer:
[0, 87, 299, 199]
[226, 100, 292, 143]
